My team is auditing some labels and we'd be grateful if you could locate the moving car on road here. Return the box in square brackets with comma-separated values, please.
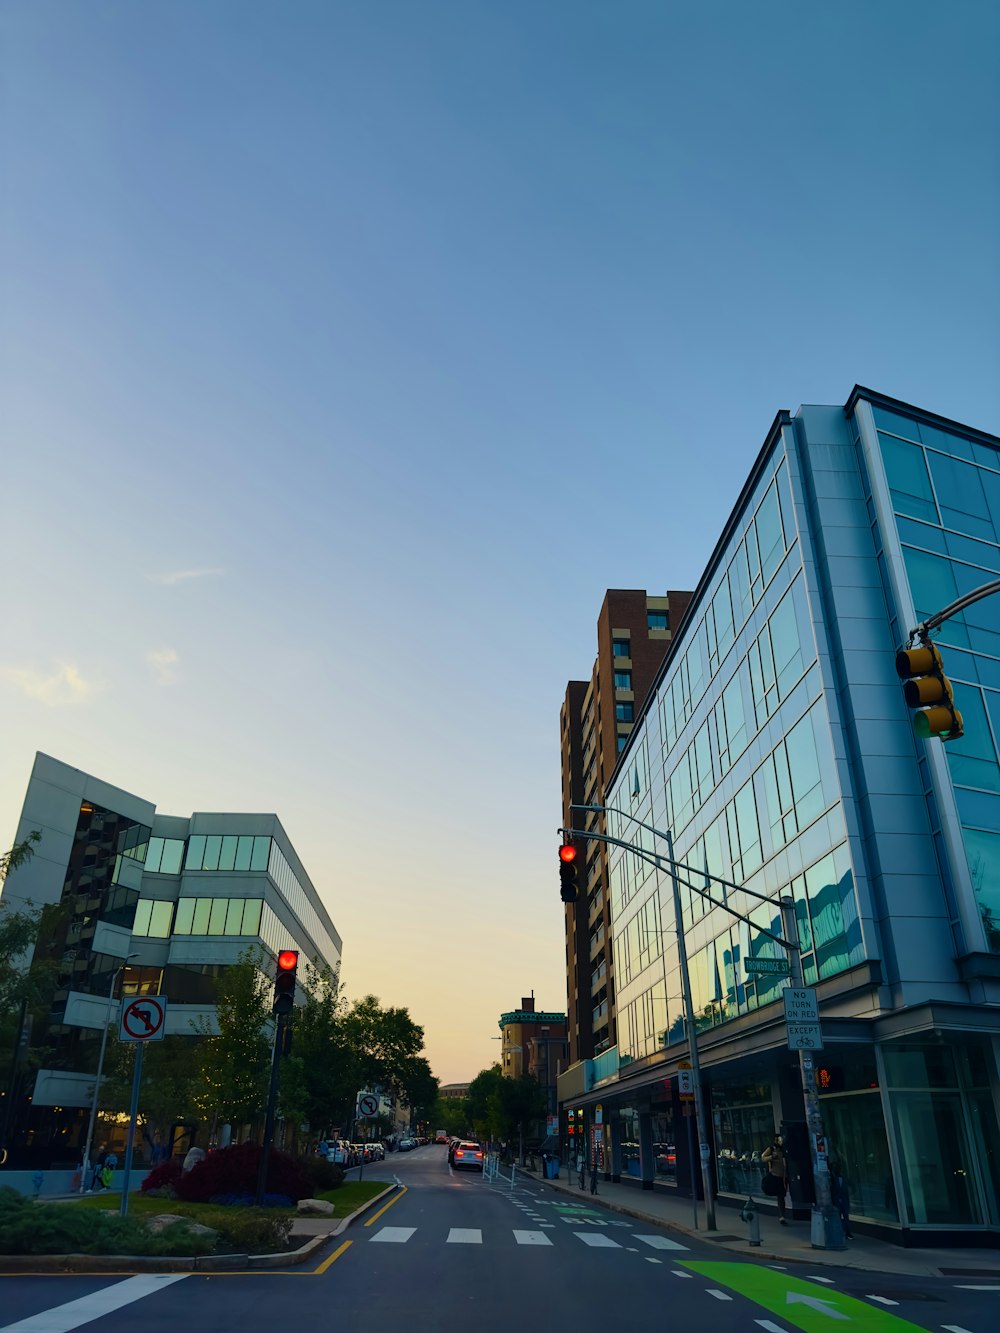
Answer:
[451, 1141, 484, 1170]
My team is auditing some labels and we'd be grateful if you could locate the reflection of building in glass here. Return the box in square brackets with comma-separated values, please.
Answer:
[557, 387, 1000, 1245]
[1, 753, 342, 1168]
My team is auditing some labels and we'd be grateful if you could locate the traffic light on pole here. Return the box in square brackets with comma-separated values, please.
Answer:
[896, 641, 964, 741]
[272, 949, 298, 1016]
[559, 842, 580, 903]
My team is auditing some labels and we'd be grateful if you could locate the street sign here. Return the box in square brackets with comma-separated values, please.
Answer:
[745, 956, 790, 975]
[119, 996, 168, 1043]
[787, 1022, 824, 1050]
[357, 1093, 379, 1118]
[783, 988, 819, 1023]
[677, 1069, 694, 1099]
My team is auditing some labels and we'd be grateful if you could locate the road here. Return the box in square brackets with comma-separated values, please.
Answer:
[2, 1145, 997, 1332]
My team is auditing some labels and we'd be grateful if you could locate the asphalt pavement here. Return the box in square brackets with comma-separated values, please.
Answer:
[1, 1145, 997, 1333]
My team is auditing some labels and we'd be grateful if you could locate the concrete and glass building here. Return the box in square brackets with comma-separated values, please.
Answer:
[558, 387, 1000, 1246]
[560, 589, 690, 1065]
[1, 753, 342, 1167]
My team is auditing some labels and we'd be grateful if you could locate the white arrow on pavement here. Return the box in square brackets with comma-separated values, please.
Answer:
[786, 1293, 850, 1319]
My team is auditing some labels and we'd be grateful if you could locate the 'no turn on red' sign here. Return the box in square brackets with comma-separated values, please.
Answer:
[119, 996, 168, 1043]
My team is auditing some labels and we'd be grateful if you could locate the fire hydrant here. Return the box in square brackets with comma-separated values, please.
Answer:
[739, 1195, 761, 1246]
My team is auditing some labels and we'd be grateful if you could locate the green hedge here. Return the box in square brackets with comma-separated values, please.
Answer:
[0, 1188, 214, 1257]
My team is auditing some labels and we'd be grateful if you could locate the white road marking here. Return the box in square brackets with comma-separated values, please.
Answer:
[807, 1276, 836, 1284]
[574, 1232, 621, 1248]
[0, 1275, 187, 1332]
[634, 1234, 689, 1251]
[866, 1296, 900, 1306]
[755, 1322, 787, 1332]
[942, 1325, 975, 1333]
[447, 1228, 483, 1244]
[513, 1230, 552, 1246]
[671, 1270, 694, 1278]
[645, 1257, 662, 1264]
[954, 1285, 1000, 1291]
[371, 1226, 416, 1243]
[707, 1289, 734, 1301]
[540, 1223, 555, 1228]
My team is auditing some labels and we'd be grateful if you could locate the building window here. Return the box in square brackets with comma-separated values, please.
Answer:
[613, 639, 630, 657]
[648, 612, 669, 631]
[616, 702, 634, 722]
[617, 735, 628, 753]
[614, 670, 632, 690]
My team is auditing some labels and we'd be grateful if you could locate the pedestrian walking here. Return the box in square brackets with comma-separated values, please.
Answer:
[89, 1143, 108, 1192]
[760, 1133, 790, 1224]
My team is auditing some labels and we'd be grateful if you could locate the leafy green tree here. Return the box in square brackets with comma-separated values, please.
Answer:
[466, 1065, 505, 1142]
[278, 963, 354, 1135]
[194, 947, 272, 1129]
[494, 1074, 548, 1164]
[343, 995, 426, 1092]
[99, 1033, 206, 1150]
[428, 1096, 469, 1139]
[396, 1055, 438, 1126]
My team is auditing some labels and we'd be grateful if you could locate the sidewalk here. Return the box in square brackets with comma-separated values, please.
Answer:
[528, 1170, 1000, 1279]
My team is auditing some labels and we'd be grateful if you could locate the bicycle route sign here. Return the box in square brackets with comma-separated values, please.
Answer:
[119, 996, 168, 1043]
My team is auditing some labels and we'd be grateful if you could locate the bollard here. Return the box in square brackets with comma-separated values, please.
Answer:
[739, 1195, 761, 1247]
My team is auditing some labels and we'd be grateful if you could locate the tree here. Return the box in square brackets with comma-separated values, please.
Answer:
[99, 1033, 205, 1148]
[494, 1074, 548, 1164]
[466, 1065, 505, 1143]
[396, 1055, 438, 1127]
[0, 831, 41, 884]
[428, 1095, 469, 1139]
[343, 995, 426, 1092]
[278, 962, 354, 1136]
[0, 832, 49, 1015]
[194, 947, 272, 1129]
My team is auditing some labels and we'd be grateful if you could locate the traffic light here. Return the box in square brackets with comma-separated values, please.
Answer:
[272, 949, 298, 1016]
[559, 842, 580, 903]
[896, 641, 964, 741]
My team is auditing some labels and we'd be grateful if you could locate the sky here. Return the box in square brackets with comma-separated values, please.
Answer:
[1, 1, 998, 1085]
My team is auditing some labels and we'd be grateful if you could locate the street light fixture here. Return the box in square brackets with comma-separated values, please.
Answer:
[80, 953, 139, 1193]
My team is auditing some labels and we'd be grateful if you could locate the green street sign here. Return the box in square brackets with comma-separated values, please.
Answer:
[745, 956, 790, 976]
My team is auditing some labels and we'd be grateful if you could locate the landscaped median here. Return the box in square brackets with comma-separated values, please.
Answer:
[0, 1175, 393, 1272]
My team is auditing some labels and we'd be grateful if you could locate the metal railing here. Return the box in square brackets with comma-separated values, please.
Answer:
[482, 1152, 516, 1189]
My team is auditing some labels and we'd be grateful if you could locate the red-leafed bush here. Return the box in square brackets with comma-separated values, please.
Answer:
[173, 1143, 313, 1204]
[140, 1159, 184, 1194]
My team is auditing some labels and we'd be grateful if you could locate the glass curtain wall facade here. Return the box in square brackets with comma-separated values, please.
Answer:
[576, 390, 1000, 1244]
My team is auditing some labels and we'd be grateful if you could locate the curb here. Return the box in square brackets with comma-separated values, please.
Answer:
[0, 1185, 401, 1275]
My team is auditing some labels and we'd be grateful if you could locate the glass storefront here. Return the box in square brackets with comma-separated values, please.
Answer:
[882, 1038, 999, 1227]
[816, 1050, 897, 1224]
[712, 1076, 775, 1195]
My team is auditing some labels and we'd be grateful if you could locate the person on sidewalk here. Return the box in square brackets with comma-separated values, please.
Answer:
[761, 1134, 790, 1225]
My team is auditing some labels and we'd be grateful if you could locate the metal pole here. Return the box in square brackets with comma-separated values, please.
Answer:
[80, 965, 126, 1193]
[665, 830, 716, 1230]
[254, 1017, 284, 1206]
[685, 1106, 697, 1229]
[119, 1041, 144, 1218]
[778, 895, 843, 1249]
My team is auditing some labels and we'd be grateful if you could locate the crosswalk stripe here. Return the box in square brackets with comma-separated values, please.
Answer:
[513, 1231, 553, 1246]
[575, 1233, 621, 1248]
[371, 1227, 416, 1243]
[634, 1234, 689, 1251]
[447, 1228, 482, 1244]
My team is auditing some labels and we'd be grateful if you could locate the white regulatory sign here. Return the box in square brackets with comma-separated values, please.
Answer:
[783, 988, 819, 1023]
[786, 1021, 824, 1051]
[358, 1093, 380, 1118]
[119, 996, 168, 1043]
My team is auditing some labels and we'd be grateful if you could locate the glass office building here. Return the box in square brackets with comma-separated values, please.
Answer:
[564, 388, 1000, 1244]
[1, 753, 342, 1167]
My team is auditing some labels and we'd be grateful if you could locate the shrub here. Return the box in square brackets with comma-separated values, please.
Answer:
[140, 1159, 184, 1194]
[174, 1143, 312, 1205]
[0, 1189, 214, 1257]
[301, 1156, 344, 1192]
[198, 1208, 293, 1253]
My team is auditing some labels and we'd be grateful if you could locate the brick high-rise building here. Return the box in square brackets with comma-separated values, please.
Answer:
[559, 590, 691, 1065]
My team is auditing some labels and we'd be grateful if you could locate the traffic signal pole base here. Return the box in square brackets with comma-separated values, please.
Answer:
[810, 1204, 846, 1250]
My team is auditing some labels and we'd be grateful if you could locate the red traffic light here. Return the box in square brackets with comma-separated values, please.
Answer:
[559, 843, 578, 864]
[277, 950, 299, 971]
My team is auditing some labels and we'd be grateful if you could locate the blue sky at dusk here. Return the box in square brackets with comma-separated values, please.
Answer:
[2, 1, 998, 1082]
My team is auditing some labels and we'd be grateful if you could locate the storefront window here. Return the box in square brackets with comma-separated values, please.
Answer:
[712, 1078, 774, 1195]
[651, 1107, 676, 1182]
[816, 1049, 897, 1224]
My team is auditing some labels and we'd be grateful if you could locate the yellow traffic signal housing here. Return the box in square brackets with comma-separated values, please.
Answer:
[895, 641, 964, 741]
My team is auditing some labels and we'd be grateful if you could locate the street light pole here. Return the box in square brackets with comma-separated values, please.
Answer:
[664, 828, 717, 1231]
[80, 953, 138, 1193]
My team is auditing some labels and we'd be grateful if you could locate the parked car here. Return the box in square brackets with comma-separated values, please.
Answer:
[398, 1137, 416, 1152]
[451, 1141, 483, 1170]
[329, 1140, 353, 1166]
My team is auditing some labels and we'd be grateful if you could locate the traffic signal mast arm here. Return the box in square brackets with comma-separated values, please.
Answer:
[909, 577, 1000, 641]
[560, 824, 796, 952]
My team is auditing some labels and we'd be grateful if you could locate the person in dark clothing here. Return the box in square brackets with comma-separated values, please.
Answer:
[761, 1134, 790, 1224]
[829, 1155, 853, 1239]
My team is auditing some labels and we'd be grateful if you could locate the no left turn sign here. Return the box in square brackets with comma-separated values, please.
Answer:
[358, 1093, 379, 1118]
[119, 996, 169, 1043]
